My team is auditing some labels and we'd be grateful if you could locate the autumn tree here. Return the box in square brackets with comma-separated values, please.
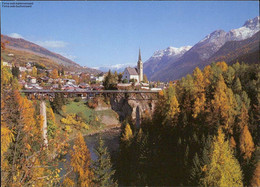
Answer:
[117, 123, 134, 185]
[216, 61, 228, 72]
[250, 162, 260, 187]
[201, 128, 243, 186]
[92, 137, 117, 186]
[143, 74, 148, 83]
[51, 69, 59, 79]
[46, 106, 58, 139]
[70, 132, 93, 186]
[32, 66, 37, 77]
[233, 77, 242, 94]
[0, 89, 60, 186]
[121, 123, 133, 144]
[1, 60, 13, 88]
[166, 93, 180, 124]
[72, 74, 79, 84]
[118, 73, 123, 83]
[192, 67, 206, 118]
[210, 75, 237, 133]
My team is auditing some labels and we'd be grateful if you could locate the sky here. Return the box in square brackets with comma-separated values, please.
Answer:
[1, 1, 259, 69]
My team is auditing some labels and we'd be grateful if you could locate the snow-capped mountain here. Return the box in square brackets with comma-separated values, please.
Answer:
[143, 46, 192, 79]
[151, 46, 192, 59]
[196, 16, 259, 60]
[148, 16, 259, 81]
[92, 63, 136, 73]
[227, 16, 259, 41]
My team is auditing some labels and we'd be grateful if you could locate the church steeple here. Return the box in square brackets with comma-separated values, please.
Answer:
[138, 48, 142, 61]
[137, 48, 143, 82]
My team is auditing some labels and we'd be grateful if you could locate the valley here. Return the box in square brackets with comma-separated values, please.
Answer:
[1, 4, 259, 186]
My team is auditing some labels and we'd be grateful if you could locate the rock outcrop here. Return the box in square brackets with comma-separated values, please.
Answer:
[110, 93, 157, 125]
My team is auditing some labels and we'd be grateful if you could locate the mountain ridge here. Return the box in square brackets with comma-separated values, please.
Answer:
[146, 16, 260, 81]
[1, 35, 100, 74]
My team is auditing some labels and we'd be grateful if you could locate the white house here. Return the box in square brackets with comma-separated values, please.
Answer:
[19, 67, 27, 72]
[122, 67, 140, 82]
[29, 77, 37, 84]
[122, 49, 143, 83]
[3, 62, 12, 68]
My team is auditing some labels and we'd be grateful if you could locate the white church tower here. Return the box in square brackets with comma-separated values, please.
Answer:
[137, 48, 143, 82]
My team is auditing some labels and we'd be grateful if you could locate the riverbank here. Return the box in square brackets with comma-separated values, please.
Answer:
[68, 123, 121, 142]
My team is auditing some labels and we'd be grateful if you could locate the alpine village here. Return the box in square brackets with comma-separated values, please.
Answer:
[1, 4, 260, 187]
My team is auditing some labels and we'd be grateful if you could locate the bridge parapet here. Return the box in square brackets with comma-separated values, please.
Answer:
[20, 89, 160, 100]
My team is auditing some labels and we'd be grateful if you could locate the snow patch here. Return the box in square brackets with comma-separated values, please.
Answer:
[152, 45, 192, 59]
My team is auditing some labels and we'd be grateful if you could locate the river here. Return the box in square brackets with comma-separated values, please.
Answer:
[84, 127, 121, 160]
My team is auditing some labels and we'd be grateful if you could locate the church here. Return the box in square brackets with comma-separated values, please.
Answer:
[122, 49, 143, 83]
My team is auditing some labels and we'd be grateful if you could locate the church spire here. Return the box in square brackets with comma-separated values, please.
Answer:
[138, 48, 142, 61]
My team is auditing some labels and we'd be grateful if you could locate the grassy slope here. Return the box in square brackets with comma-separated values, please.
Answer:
[54, 99, 119, 140]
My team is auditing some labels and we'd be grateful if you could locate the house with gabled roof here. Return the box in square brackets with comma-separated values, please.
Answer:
[122, 67, 140, 82]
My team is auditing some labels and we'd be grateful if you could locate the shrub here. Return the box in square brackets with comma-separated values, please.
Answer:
[61, 114, 89, 130]
[122, 79, 128, 83]
[87, 98, 98, 109]
[74, 98, 80, 102]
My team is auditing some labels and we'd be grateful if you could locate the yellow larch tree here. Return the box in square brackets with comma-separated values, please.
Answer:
[203, 65, 213, 88]
[32, 66, 37, 77]
[211, 75, 237, 133]
[216, 61, 228, 72]
[121, 123, 133, 143]
[70, 132, 93, 186]
[192, 67, 206, 118]
[166, 95, 180, 121]
[238, 104, 255, 160]
[51, 69, 59, 79]
[202, 128, 243, 187]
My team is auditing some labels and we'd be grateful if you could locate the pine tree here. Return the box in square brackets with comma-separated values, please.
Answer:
[103, 70, 117, 90]
[51, 93, 66, 113]
[190, 135, 212, 185]
[11, 66, 20, 78]
[92, 137, 117, 186]
[233, 77, 242, 94]
[202, 128, 243, 186]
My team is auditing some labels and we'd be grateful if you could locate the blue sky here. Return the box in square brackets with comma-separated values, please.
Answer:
[1, 1, 259, 68]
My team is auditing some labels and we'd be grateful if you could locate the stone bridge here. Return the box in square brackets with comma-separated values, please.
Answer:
[20, 89, 160, 101]
[20, 89, 160, 147]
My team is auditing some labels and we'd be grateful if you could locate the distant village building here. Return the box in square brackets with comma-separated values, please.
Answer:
[64, 79, 76, 85]
[29, 77, 37, 84]
[19, 67, 27, 72]
[95, 73, 105, 82]
[3, 61, 12, 68]
[26, 62, 34, 68]
[122, 49, 143, 83]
